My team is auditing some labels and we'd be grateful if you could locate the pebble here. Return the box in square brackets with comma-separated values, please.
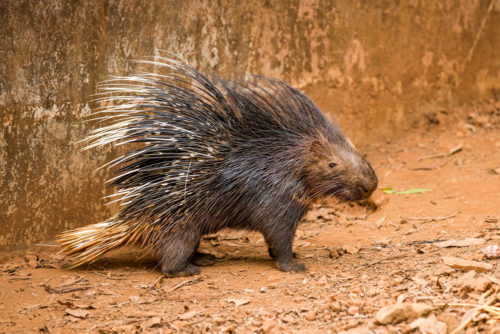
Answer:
[348, 305, 359, 316]
[375, 303, 433, 324]
[409, 316, 447, 334]
[304, 311, 316, 321]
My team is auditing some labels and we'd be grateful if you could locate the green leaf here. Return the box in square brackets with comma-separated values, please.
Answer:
[381, 187, 395, 194]
[381, 187, 431, 195]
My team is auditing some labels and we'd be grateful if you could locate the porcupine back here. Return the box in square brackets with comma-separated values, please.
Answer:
[59, 56, 352, 266]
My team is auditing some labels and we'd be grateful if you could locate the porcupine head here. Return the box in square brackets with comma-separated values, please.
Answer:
[58, 56, 378, 277]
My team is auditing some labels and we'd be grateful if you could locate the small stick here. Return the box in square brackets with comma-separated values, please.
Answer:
[149, 275, 165, 289]
[165, 277, 202, 292]
[418, 146, 462, 161]
[355, 255, 406, 269]
[418, 153, 448, 161]
[401, 213, 457, 222]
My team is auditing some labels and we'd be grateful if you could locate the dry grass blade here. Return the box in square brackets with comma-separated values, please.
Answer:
[449, 288, 498, 334]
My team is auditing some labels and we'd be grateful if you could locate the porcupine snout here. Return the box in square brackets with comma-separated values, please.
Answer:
[351, 154, 378, 200]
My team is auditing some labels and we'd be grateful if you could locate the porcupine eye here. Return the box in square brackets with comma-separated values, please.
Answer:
[329, 163, 337, 168]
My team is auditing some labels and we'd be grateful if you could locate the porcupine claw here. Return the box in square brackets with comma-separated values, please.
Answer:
[162, 263, 201, 278]
[277, 260, 307, 273]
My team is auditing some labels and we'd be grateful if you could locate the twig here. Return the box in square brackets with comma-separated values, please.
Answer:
[418, 146, 462, 161]
[401, 213, 457, 222]
[466, 0, 496, 63]
[404, 239, 447, 246]
[43, 285, 90, 294]
[418, 153, 448, 161]
[355, 255, 406, 269]
[149, 275, 165, 289]
[165, 277, 202, 292]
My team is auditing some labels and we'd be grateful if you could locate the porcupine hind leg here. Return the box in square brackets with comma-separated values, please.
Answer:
[157, 230, 202, 277]
[263, 223, 306, 272]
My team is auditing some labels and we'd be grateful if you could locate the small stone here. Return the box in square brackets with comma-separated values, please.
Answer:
[348, 305, 359, 316]
[442, 256, 493, 272]
[375, 303, 433, 324]
[25, 253, 39, 268]
[344, 244, 361, 254]
[474, 115, 489, 126]
[304, 311, 316, 321]
[375, 216, 386, 229]
[482, 245, 500, 259]
[178, 310, 197, 320]
[435, 266, 455, 276]
[213, 316, 226, 325]
[329, 301, 342, 312]
[149, 317, 163, 328]
[317, 275, 328, 287]
[329, 247, 347, 259]
[470, 277, 491, 292]
[410, 316, 447, 334]
[260, 287, 267, 293]
[261, 318, 276, 333]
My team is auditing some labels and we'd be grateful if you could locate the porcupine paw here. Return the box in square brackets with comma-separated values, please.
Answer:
[162, 263, 201, 277]
[277, 260, 307, 273]
[268, 248, 298, 259]
[191, 251, 216, 267]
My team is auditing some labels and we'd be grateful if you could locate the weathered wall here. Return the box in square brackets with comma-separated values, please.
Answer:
[1, 0, 499, 250]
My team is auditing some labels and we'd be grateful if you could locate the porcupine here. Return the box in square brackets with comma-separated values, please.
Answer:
[59, 56, 378, 277]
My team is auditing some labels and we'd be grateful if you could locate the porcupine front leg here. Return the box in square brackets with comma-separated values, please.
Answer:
[263, 222, 306, 272]
[157, 230, 202, 277]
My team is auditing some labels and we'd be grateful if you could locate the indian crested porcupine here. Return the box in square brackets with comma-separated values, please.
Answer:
[59, 56, 378, 277]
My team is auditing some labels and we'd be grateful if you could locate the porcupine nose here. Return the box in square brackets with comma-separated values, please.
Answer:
[356, 159, 378, 199]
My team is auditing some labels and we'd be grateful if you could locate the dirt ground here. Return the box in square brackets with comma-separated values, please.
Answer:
[1, 99, 499, 333]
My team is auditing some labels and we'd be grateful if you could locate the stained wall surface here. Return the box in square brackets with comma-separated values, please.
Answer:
[1, 0, 499, 250]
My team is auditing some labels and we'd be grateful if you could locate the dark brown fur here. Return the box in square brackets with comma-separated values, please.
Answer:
[59, 56, 378, 276]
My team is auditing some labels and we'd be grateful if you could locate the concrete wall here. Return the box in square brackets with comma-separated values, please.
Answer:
[1, 0, 499, 250]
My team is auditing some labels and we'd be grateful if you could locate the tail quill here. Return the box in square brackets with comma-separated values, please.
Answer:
[59, 221, 130, 267]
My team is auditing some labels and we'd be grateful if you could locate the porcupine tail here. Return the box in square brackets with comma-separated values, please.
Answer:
[58, 218, 158, 267]
[58, 220, 130, 267]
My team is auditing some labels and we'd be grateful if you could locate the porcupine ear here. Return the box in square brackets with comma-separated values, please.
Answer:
[309, 139, 328, 158]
